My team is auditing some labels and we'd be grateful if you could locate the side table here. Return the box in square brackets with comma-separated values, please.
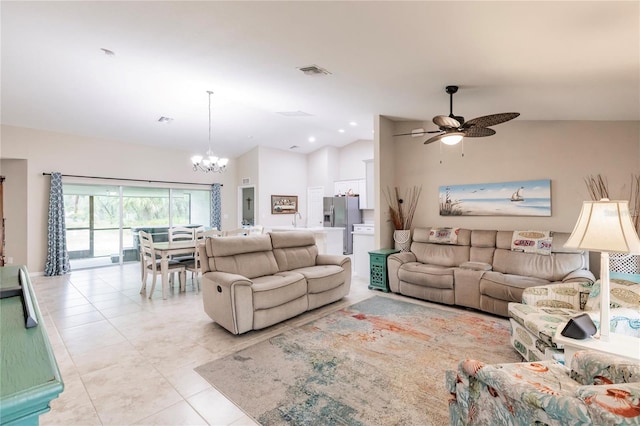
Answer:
[368, 248, 400, 292]
[554, 322, 640, 363]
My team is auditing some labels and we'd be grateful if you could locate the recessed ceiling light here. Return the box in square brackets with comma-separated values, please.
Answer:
[308, 137, 316, 143]
[158, 116, 173, 123]
[338, 129, 345, 133]
[349, 121, 358, 126]
[100, 48, 115, 56]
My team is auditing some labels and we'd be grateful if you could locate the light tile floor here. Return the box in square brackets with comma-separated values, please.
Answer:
[32, 264, 373, 425]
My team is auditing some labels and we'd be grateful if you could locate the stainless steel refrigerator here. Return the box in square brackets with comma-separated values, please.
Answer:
[323, 196, 362, 254]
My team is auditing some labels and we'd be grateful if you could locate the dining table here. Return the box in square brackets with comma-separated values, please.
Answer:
[152, 240, 197, 299]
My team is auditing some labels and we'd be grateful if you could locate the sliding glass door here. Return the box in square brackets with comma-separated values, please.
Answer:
[64, 183, 210, 269]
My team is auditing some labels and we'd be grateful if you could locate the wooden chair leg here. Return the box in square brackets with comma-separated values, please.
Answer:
[149, 272, 158, 299]
[179, 270, 186, 292]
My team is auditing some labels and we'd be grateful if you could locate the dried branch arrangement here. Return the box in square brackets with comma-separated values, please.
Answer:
[584, 174, 609, 201]
[384, 186, 422, 230]
[584, 173, 640, 234]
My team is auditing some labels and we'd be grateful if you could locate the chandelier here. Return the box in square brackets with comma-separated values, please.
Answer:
[191, 91, 229, 173]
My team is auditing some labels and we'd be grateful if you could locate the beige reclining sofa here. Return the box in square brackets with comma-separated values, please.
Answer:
[199, 231, 351, 334]
[387, 227, 594, 317]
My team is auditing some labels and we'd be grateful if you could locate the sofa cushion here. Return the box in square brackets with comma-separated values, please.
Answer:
[480, 271, 549, 302]
[251, 272, 307, 310]
[410, 243, 470, 267]
[204, 234, 279, 279]
[492, 249, 585, 282]
[291, 265, 346, 294]
[398, 262, 454, 289]
[270, 231, 319, 271]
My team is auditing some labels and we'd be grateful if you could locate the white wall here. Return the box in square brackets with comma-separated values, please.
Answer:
[257, 146, 308, 227]
[389, 120, 640, 232]
[307, 146, 340, 197]
[376, 119, 640, 274]
[0, 159, 28, 265]
[338, 139, 374, 181]
[0, 124, 237, 273]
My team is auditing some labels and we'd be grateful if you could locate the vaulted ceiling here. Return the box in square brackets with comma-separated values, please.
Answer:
[2, 1, 638, 158]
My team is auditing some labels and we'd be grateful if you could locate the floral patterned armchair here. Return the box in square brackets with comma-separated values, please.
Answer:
[446, 350, 640, 425]
[508, 275, 640, 362]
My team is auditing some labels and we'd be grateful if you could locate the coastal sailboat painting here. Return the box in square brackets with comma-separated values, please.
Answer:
[439, 179, 551, 216]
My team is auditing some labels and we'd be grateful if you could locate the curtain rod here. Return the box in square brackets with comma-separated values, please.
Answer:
[42, 173, 222, 187]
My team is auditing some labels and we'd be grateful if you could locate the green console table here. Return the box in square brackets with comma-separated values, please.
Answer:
[368, 248, 400, 292]
[0, 266, 64, 425]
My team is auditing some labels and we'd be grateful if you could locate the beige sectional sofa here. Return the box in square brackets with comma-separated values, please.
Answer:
[199, 231, 351, 334]
[387, 227, 594, 317]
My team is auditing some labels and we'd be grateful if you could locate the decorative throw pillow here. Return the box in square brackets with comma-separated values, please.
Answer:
[511, 230, 553, 255]
[428, 227, 460, 244]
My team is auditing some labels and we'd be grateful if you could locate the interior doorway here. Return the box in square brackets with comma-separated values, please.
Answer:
[238, 185, 256, 227]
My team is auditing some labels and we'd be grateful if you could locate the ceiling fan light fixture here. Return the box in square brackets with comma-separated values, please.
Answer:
[441, 133, 464, 145]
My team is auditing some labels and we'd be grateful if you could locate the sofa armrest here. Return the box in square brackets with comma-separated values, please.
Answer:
[576, 382, 640, 423]
[521, 281, 592, 309]
[570, 350, 640, 385]
[563, 270, 596, 284]
[316, 254, 351, 268]
[204, 271, 253, 289]
[387, 252, 417, 293]
[450, 358, 592, 424]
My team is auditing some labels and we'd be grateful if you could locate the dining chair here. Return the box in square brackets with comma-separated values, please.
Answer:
[180, 241, 205, 294]
[168, 226, 196, 262]
[138, 230, 186, 298]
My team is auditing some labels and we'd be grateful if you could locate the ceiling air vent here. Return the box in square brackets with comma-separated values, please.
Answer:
[289, 145, 300, 150]
[277, 110, 313, 117]
[298, 65, 331, 76]
[157, 116, 173, 123]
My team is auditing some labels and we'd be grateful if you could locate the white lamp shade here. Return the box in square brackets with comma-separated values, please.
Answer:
[564, 199, 640, 254]
[191, 155, 203, 164]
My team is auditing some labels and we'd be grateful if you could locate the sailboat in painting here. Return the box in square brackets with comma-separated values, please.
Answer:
[510, 187, 525, 202]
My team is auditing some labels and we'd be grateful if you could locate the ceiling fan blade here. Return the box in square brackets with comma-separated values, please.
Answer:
[423, 133, 445, 145]
[393, 131, 425, 136]
[463, 112, 520, 128]
[464, 127, 496, 138]
[433, 115, 460, 129]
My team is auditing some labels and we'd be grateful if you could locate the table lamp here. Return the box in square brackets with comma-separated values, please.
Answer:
[564, 199, 640, 341]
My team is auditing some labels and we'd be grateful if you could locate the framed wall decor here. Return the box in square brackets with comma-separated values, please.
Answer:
[271, 195, 298, 214]
[439, 179, 551, 216]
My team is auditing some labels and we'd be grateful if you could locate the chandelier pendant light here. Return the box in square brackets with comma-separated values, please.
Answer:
[191, 90, 229, 173]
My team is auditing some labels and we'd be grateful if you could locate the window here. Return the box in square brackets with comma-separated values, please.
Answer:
[64, 183, 210, 269]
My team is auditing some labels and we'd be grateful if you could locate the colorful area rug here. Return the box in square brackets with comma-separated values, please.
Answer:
[195, 296, 522, 425]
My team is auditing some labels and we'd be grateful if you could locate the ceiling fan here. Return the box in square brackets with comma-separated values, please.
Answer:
[396, 86, 520, 145]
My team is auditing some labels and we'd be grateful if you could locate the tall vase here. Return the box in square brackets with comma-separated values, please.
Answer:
[394, 229, 411, 252]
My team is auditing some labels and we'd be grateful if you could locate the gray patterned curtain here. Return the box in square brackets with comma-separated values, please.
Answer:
[45, 172, 71, 276]
[210, 183, 222, 230]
